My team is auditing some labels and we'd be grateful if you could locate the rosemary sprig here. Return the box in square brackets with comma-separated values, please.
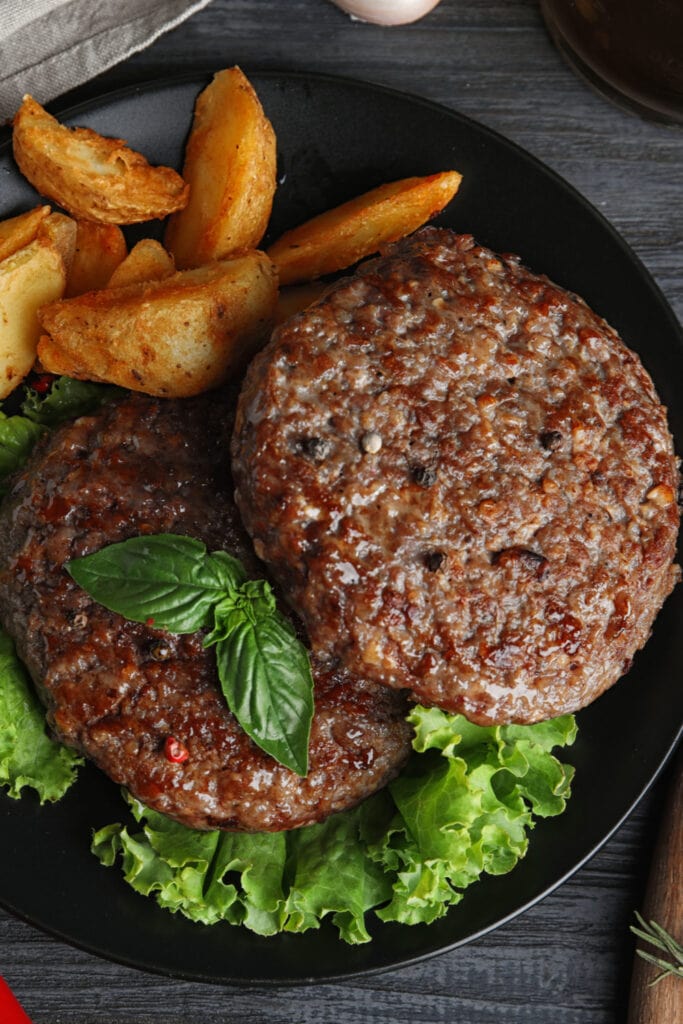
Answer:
[631, 911, 683, 986]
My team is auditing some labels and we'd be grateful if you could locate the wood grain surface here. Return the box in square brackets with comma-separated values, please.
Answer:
[0, 2, 682, 1021]
[628, 752, 683, 1024]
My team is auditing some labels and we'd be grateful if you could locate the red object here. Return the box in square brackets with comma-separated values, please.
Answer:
[29, 373, 55, 394]
[0, 977, 33, 1023]
[164, 736, 189, 763]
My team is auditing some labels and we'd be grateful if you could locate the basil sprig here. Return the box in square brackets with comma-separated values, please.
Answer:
[67, 534, 313, 776]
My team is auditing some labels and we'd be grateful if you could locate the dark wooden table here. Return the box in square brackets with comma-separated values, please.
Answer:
[1, 2, 681, 1021]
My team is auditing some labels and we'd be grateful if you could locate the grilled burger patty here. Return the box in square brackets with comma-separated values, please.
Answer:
[0, 393, 412, 831]
[233, 228, 680, 725]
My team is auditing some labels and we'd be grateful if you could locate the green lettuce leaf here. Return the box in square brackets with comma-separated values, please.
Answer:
[370, 708, 577, 926]
[282, 801, 393, 943]
[0, 629, 82, 801]
[0, 373, 578, 942]
[20, 376, 122, 427]
[0, 375, 119, 496]
[92, 710, 576, 943]
[0, 412, 45, 496]
[92, 794, 288, 934]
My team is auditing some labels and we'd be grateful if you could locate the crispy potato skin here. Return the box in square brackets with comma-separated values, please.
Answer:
[35, 212, 77, 271]
[107, 239, 175, 288]
[3, 73, 464, 408]
[0, 205, 51, 263]
[66, 221, 127, 296]
[38, 251, 278, 397]
[164, 67, 276, 269]
[0, 216, 74, 398]
[275, 281, 329, 324]
[268, 170, 462, 285]
[12, 95, 189, 224]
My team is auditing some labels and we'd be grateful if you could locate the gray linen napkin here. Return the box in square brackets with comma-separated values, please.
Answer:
[0, 0, 214, 123]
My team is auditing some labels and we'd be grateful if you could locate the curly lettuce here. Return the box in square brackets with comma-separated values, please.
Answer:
[92, 709, 576, 943]
[0, 629, 82, 801]
[0, 375, 112, 799]
[0, 375, 120, 496]
[366, 708, 576, 926]
[0, 376, 578, 942]
[18, 375, 122, 427]
[0, 411, 45, 496]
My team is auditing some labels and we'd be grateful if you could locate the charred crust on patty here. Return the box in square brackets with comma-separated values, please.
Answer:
[0, 393, 413, 832]
[232, 227, 680, 725]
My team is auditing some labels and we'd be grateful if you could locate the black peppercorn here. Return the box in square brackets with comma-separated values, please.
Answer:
[297, 436, 331, 461]
[412, 464, 438, 487]
[539, 430, 563, 451]
[424, 550, 445, 572]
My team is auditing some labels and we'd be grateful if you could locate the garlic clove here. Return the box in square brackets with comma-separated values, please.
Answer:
[331, 0, 442, 26]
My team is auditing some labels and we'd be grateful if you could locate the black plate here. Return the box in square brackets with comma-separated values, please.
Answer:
[0, 71, 681, 986]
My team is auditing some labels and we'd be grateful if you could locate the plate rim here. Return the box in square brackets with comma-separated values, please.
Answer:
[0, 66, 681, 987]
[1, 65, 681, 350]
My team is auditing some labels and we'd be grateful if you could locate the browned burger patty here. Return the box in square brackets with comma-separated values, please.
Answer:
[0, 393, 412, 831]
[232, 228, 680, 725]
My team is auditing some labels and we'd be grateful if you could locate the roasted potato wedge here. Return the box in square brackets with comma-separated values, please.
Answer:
[107, 238, 175, 288]
[0, 223, 72, 398]
[275, 281, 329, 325]
[268, 170, 462, 285]
[13, 95, 189, 224]
[33, 210, 78, 272]
[66, 221, 127, 296]
[37, 335, 131, 387]
[35, 212, 77, 269]
[165, 67, 276, 269]
[0, 205, 51, 263]
[38, 250, 278, 397]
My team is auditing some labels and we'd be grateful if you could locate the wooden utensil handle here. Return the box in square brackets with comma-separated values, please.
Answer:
[627, 747, 683, 1024]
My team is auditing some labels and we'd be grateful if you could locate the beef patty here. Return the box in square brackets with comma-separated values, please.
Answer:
[0, 393, 412, 831]
[233, 228, 680, 725]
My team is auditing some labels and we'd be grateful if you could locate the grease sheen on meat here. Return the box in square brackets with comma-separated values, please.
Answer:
[0, 394, 412, 831]
[233, 229, 680, 725]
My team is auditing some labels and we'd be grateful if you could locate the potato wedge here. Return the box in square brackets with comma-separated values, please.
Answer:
[37, 334, 131, 385]
[38, 250, 278, 397]
[268, 170, 462, 285]
[275, 281, 329, 325]
[35, 212, 78, 271]
[164, 67, 276, 269]
[0, 228, 70, 398]
[13, 95, 189, 224]
[107, 238, 175, 288]
[0, 205, 51, 263]
[66, 221, 127, 296]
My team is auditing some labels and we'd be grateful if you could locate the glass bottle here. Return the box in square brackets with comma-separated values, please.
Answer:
[540, 0, 683, 124]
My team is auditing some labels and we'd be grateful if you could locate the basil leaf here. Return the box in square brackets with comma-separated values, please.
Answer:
[205, 580, 278, 643]
[68, 534, 314, 775]
[214, 607, 313, 777]
[67, 534, 246, 633]
[205, 550, 249, 592]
